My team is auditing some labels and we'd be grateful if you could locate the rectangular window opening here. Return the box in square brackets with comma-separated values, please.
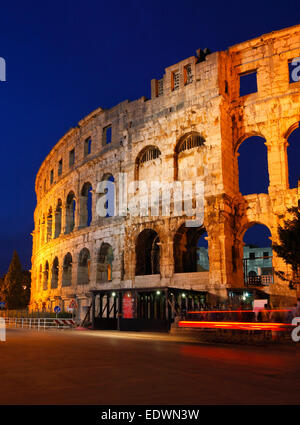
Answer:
[157, 79, 164, 97]
[249, 252, 255, 260]
[225, 80, 228, 94]
[184, 64, 193, 85]
[84, 137, 92, 156]
[50, 169, 54, 185]
[69, 148, 75, 167]
[172, 71, 180, 91]
[103, 125, 112, 145]
[239, 70, 257, 97]
[58, 159, 62, 176]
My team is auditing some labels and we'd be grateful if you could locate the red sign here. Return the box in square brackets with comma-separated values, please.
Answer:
[122, 292, 134, 319]
[69, 299, 77, 309]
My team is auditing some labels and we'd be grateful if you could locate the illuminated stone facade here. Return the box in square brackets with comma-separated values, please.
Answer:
[30, 25, 300, 318]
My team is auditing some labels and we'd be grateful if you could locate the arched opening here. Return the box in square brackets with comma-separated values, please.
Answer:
[43, 261, 49, 290]
[41, 215, 45, 245]
[77, 248, 90, 285]
[46, 208, 53, 242]
[37, 219, 41, 248]
[135, 145, 162, 182]
[237, 136, 269, 195]
[65, 191, 76, 233]
[62, 253, 72, 287]
[196, 231, 209, 272]
[135, 229, 160, 276]
[51, 257, 59, 289]
[174, 224, 208, 273]
[39, 265, 42, 290]
[174, 132, 205, 180]
[287, 123, 300, 189]
[98, 174, 115, 218]
[242, 223, 273, 286]
[54, 199, 62, 238]
[97, 243, 114, 282]
[80, 182, 93, 227]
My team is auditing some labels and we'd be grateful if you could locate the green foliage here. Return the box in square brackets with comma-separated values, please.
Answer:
[0, 251, 31, 309]
[272, 206, 300, 289]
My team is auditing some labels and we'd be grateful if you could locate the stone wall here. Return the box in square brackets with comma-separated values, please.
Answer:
[30, 25, 300, 316]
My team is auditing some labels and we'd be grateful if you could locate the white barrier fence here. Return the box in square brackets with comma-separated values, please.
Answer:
[4, 317, 76, 330]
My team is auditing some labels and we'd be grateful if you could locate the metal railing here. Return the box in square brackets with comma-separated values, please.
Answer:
[243, 255, 274, 287]
[245, 274, 274, 286]
[0, 310, 74, 319]
[4, 317, 76, 330]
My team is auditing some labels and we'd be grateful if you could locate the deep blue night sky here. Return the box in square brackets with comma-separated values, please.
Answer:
[0, 0, 299, 274]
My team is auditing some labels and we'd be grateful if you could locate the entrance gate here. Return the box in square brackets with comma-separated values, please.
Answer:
[90, 288, 207, 332]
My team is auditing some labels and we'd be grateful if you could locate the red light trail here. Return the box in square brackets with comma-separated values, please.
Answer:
[178, 321, 293, 331]
[186, 309, 291, 314]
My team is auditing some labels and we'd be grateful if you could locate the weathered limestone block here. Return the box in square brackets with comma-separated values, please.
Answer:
[30, 25, 300, 313]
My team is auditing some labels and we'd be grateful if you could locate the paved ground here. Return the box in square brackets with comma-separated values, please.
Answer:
[0, 328, 299, 405]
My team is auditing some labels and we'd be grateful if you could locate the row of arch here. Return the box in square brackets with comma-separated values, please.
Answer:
[38, 132, 205, 197]
[39, 123, 300, 204]
[37, 221, 273, 293]
[37, 132, 207, 245]
[37, 174, 115, 247]
[39, 117, 300, 199]
[135, 225, 209, 275]
[38, 243, 114, 290]
[37, 126, 300, 248]
[38, 225, 207, 292]
[135, 222, 274, 282]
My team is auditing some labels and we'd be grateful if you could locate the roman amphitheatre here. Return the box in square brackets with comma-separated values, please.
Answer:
[30, 24, 300, 330]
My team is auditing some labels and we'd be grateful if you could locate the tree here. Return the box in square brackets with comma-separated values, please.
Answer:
[21, 270, 31, 307]
[0, 276, 4, 307]
[0, 251, 31, 309]
[272, 206, 300, 289]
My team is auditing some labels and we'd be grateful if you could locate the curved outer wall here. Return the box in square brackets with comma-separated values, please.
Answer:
[31, 25, 300, 318]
